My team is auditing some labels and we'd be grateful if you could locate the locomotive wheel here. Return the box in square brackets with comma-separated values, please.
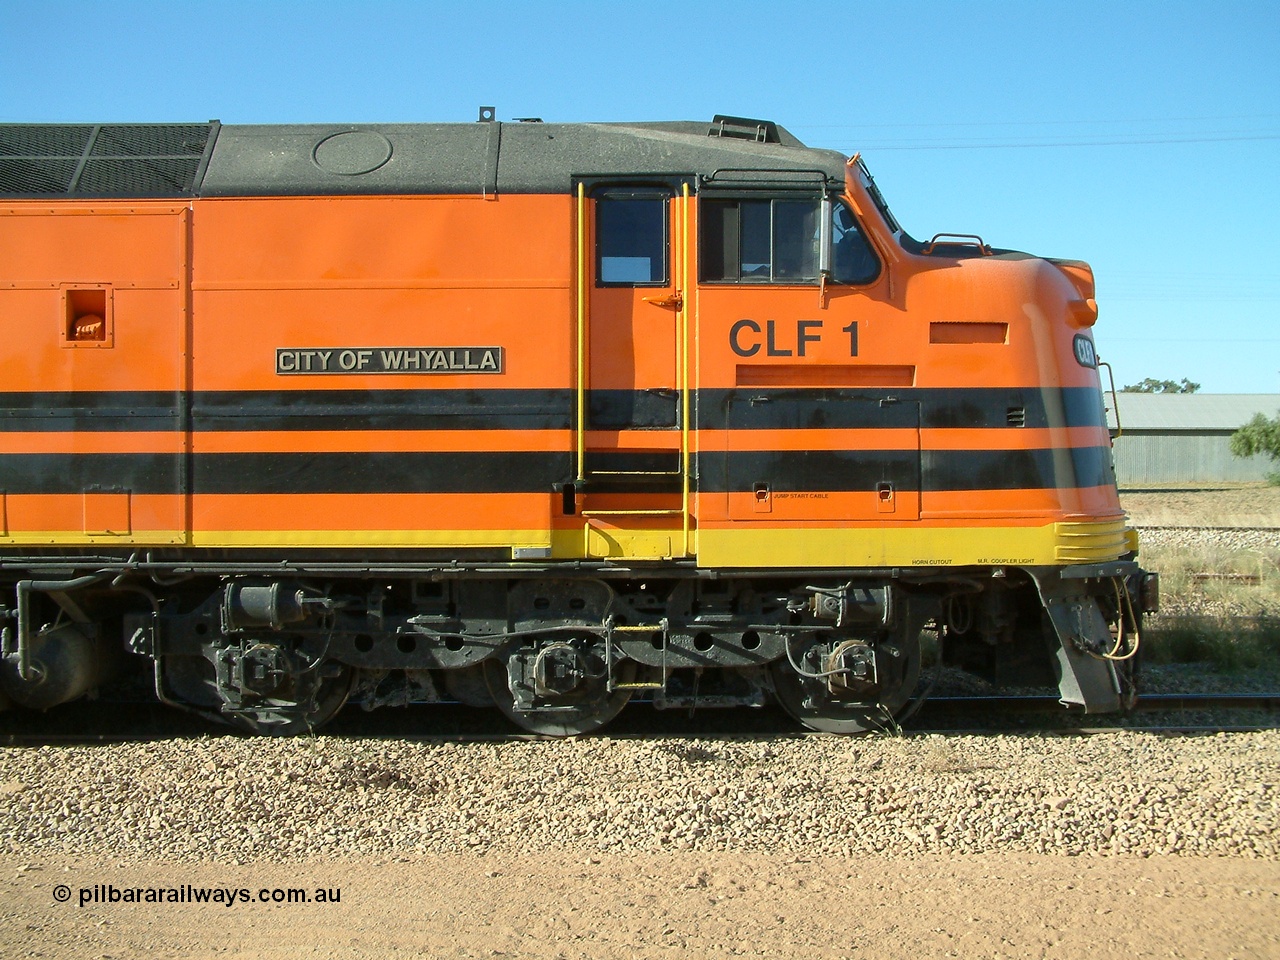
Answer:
[443, 663, 497, 707]
[222, 662, 354, 736]
[483, 650, 636, 737]
[769, 627, 923, 734]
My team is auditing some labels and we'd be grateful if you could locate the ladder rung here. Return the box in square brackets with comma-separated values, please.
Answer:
[587, 470, 682, 477]
[582, 508, 683, 517]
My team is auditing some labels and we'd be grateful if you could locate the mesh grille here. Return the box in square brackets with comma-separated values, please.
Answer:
[0, 125, 94, 157]
[76, 158, 204, 195]
[0, 157, 78, 193]
[0, 123, 216, 197]
[89, 124, 211, 158]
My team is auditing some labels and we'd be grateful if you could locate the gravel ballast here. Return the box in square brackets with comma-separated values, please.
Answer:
[1136, 527, 1280, 552]
[1, 731, 1275, 863]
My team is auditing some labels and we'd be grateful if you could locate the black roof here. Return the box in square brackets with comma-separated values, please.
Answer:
[0, 118, 849, 199]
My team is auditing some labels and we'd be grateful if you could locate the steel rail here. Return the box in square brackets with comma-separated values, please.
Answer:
[925, 693, 1280, 713]
[1, 693, 1275, 747]
[1134, 525, 1280, 533]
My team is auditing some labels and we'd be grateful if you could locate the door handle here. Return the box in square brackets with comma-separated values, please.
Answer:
[641, 292, 683, 309]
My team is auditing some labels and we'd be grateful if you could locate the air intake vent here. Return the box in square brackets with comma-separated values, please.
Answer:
[1007, 406, 1027, 427]
[0, 122, 218, 198]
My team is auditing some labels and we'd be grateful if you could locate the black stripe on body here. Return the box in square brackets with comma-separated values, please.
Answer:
[0, 447, 1113, 496]
[702, 386, 1107, 431]
[710, 446, 1114, 494]
[0, 386, 1108, 433]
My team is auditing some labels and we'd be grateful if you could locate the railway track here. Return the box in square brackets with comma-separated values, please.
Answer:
[1133, 524, 1280, 546]
[1135, 525, 1280, 532]
[929, 692, 1280, 714]
[912, 692, 1280, 735]
[0, 692, 1275, 746]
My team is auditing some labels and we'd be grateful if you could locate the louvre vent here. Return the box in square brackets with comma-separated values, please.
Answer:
[1007, 406, 1027, 427]
[0, 122, 218, 198]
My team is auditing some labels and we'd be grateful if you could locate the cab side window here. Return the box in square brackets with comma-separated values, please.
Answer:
[701, 197, 880, 286]
[701, 198, 818, 283]
[597, 192, 668, 285]
[831, 202, 880, 286]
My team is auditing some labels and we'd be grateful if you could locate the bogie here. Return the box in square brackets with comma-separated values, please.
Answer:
[0, 565, 1145, 735]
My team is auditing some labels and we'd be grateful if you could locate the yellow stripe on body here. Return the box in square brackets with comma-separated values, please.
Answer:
[693, 518, 1133, 568]
[3, 520, 1135, 566]
[191, 529, 553, 550]
[0, 531, 186, 547]
[1, 529, 548, 550]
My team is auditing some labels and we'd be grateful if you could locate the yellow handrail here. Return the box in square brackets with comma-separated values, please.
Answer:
[679, 183, 692, 557]
[577, 182, 696, 560]
[576, 182, 587, 482]
[582, 508, 684, 517]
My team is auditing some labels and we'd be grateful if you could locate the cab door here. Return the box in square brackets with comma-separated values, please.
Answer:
[574, 182, 692, 559]
[588, 185, 680, 434]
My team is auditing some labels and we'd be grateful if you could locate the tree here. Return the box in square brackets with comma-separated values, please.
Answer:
[1230, 411, 1280, 464]
[1121, 377, 1200, 394]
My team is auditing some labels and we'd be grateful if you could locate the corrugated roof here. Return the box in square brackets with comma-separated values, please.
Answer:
[1106, 393, 1280, 431]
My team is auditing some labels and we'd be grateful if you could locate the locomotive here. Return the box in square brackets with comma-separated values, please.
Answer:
[0, 113, 1155, 735]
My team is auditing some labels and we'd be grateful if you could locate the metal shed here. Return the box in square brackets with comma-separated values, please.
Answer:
[1106, 393, 1280, 486]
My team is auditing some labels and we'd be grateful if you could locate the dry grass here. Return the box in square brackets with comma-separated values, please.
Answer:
[1120, 483, 1280, 528]
[1115, 484, 1280, 670]
[1137, 542, 1280, 670]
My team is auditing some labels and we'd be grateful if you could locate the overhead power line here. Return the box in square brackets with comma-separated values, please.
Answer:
[794, 115, 1280, 151]
[856, 133, 1280, 151]
[801, 113, 1280, 130]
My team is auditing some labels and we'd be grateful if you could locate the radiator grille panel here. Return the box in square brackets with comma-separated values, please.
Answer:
[0, 123, 217, 197]
[88, 124, 211, 157]
[0, 157, 78, 194]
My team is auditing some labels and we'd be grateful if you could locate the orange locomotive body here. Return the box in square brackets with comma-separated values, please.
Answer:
[0, 117, 1154, 733]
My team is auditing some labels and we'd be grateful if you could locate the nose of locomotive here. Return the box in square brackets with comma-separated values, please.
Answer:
[1053, 260, 1099, 328]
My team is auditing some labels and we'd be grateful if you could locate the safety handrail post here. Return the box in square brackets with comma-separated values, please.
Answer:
[577, 182, 695, 560]
[575, 183, 587, 483]
[680, 183, 692, 558]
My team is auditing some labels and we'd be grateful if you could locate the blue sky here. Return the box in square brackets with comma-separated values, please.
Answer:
[3, 0, 1277, 393]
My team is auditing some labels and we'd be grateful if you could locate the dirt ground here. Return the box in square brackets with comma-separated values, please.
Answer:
[1120, 483, 1280, 528]
[3, 852, 1278, 960]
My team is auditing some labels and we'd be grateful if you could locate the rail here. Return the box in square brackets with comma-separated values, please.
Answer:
[575, 182, 587, 483]
[2, 691, 1275, 745]
[679, 182, 692, 557]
